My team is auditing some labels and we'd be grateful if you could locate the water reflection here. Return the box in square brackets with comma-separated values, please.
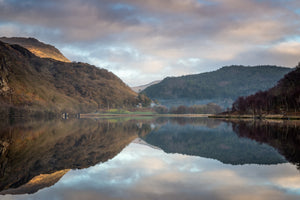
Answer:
[3, 142, 300, 200]
[0, 117, 300, 200]
[230, 119, 300, 169]
[0, 118, 149, 194]
[143, 118, 286, 165]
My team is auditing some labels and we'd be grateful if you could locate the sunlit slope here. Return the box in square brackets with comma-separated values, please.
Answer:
[0, 37, 70, 62]
[0, 41, 138, 115]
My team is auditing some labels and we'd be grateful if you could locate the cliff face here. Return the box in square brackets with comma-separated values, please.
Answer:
[0, 41, 138, 116]
[0, 37, 70, 62]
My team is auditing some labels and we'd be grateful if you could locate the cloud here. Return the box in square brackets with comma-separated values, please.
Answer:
[0, 0, 299, 85]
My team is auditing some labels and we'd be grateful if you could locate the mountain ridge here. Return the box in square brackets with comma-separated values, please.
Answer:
[142, 65, 293, 108]
[0, 37, 70, 62]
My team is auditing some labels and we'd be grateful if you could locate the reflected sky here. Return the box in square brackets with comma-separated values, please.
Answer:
[3, 141, 300, 200]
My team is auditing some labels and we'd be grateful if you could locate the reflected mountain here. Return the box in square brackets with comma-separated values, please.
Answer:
[0, 118, 150, 194]
[230, 120, 300, 169]
[142, 118, 287, 165]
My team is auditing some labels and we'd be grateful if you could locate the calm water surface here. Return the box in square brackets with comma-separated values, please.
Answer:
[0, 117, 299, 200]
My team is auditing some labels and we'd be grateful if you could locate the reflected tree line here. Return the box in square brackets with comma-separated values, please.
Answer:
[230, 120, 300, 170]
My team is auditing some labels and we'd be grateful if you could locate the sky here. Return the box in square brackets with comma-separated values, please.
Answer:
[0, 0, 300, 86]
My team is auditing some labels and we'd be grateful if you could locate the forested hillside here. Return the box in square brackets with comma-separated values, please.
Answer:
[142, 65, 292, 107]
[231, 64, 300, 115]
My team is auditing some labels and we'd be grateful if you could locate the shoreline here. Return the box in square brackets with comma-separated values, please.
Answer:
[79, 113, 213, 118]
[209, 114, 300, 120]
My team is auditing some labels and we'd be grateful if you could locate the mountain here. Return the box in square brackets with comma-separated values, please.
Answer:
[0, 41, 138, 117]
[142, 65, 293, 108]
[0, 37, 70, 62]
[231, 64, 300, 115]
[131, 80, 161, 93]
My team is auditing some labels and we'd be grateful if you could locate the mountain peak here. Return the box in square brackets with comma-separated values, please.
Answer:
[0, 37, 70, 63]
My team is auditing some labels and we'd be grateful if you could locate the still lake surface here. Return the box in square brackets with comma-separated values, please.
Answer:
[0, 117, 299, 200]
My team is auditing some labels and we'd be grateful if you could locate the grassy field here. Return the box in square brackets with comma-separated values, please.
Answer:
[80, 109, 213, 118]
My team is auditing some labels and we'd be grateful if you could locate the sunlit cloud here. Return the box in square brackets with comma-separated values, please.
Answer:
[272, 41, 300, 55]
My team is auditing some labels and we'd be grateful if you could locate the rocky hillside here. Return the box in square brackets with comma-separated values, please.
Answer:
[0, 41, 138, 116]
[0, 37, 70, 62]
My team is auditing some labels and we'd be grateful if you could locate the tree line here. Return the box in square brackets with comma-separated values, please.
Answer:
[231, 64, 300, 115]
[154, 103, 223, 114]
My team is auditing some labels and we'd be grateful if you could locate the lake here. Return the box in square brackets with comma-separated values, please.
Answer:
[0, 117, 300, 200]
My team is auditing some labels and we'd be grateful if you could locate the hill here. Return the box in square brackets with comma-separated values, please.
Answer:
[142, 65, 292, 108]
[131, 80, 161, 93]
[0, 37, 70, 62]
[231, 64, 300, 115]
[0, 41, 139, 117]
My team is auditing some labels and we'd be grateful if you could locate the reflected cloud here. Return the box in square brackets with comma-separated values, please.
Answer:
[5, 142, 300, 200]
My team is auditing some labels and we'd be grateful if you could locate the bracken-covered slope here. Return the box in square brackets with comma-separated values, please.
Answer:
[0, 41, 138, 116]
[0, 37, 70, 62]
[142, 65, 292, 102]
[231, 65, 300, 115]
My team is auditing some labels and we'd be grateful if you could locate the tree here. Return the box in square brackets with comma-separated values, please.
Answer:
[137, 94, 151, 107]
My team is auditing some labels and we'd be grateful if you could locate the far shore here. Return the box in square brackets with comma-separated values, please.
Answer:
[77, 113, 300, 120]
[79, 113, 213, 118]
[209, 114, 300, 120]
